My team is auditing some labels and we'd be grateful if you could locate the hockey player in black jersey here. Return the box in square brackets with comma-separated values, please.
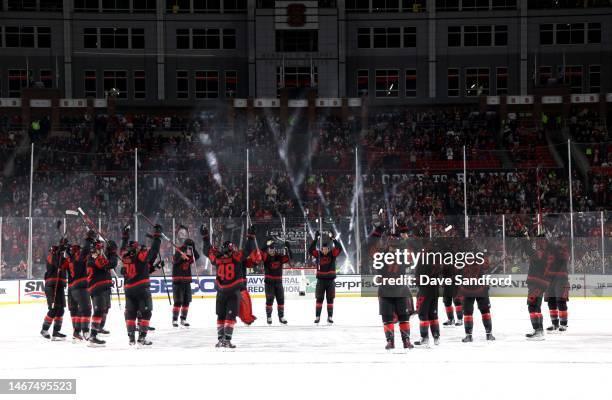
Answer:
[86, 238, 117, 347]
[261, 238, 292, 324]
[414, 239, 441, 347]
[172, 238, 200, 327]
[458, 239, 495, 343]
[369, 224, 415, 350]
[201, 225, 256, 348]
[545, 238, 570, 332]
[66, 230, 94, 342]
[524, 233, 551, 341]
[309, 231, 342, 324]
[40, 239, 70, 341]
[441, 240, 464, 327]
[120, 223, 161, 346]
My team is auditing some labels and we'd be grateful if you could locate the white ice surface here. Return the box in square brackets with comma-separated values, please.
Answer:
[0, 296, 611, 400]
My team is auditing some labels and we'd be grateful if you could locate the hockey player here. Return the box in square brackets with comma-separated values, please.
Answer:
[414, 238, 441, 347]
[120, 224, 161, 346]
[441, 240, 463, 326]
[525, 233, 551, 340]
[40, 239, 70, 340]
[309, 230, 342, 324]
[66, 231, 94, 341]
[87, 238, 117, 347]
[200, 225, 256, 348]
[261, 238, 292, 324]
[458, 239, 495, 342]
[370, 224, 415, 350]
[545, 238, 570, 332]
[172, 238, 200, 327]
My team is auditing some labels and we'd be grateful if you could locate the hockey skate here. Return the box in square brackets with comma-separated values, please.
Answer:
[402, 338, 414, 349]
[215, 340, 225, 348]
[279, 317, 288, 325]
[547, 324, 560, 333]
[72, 332, 84, 343]
[414, 337, 430, 348]
[462, 334, 473, 343]
[172, 320, 179, 328]
[327, 316, 334, 325]
[129, 334, 136, 346]
[314, 317, 320, 324]
[40, 329, 51, 339]
[51, 331, 66, 341]
[433, 336, 440, 345]
[486, 333, 496, 341]
[526, 330, 545, 341]
[180, 319, 190, 328]
[385, 339, 395, 350]
[443, 319, 455, 327]
[148, 326, 156, 331]
[88, 335, 106, 347]
[455, 320, 464, 327]
[223, 340, 236, 349]
[559, 325, 568, 332]
[137, 336, 152, 346]
[98, 328, 110, 335]
[267, 317, 273, 325]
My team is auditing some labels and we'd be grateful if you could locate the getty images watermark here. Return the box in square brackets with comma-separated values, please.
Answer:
[371, 248, 512, 287]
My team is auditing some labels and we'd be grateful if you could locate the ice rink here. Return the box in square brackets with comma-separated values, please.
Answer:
[1, 295, 611, 400]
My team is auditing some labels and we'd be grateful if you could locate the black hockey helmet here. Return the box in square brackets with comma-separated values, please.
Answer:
[222, 241, 234, 254]
[107, 240, 118, 252]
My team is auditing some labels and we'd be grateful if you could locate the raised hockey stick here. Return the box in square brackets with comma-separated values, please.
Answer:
[156, 255, 172, 305]
[138, 213, 189, 258]
[68, 208, 122, 309]
[50, 220, 64, 310]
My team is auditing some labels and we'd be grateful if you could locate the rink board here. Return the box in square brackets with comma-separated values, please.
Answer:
[2, 273, 612, 305]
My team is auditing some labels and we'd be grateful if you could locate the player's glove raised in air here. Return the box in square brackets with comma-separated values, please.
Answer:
[314, 230, 321, 240]
[153, 224, 163, 237]
[199, 224, 209, 237]
[86, 229, 97, 241]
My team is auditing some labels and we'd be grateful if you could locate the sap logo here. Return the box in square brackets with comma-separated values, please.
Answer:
[149, 279, 173, 295]
[24, 281, 47, 298]
[193, 278, 216, 294]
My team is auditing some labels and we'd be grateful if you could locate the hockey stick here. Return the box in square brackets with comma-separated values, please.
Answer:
[50, 220, 64, 310]
[138, 213, 189, 258]
[157, 254, 172, 305]
[68, 209, 122, 309]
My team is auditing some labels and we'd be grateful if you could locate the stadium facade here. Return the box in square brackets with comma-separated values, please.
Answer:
[0, 0, 610, 107]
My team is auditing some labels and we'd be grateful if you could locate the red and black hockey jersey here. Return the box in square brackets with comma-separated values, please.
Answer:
[44, 248, 68, 288]
[172, 245, 200, 282]
[202, 236, 256, 293]
[526, 239, 552, 289]
[87, 252, 116, 294]
[67, 239, 93, 289]
[120, 236, 161, 292]
[260, 243, 291, 282]
[309, 239, 342, 280]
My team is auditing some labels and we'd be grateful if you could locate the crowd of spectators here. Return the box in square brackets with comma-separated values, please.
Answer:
[0, 106, 611, 278]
